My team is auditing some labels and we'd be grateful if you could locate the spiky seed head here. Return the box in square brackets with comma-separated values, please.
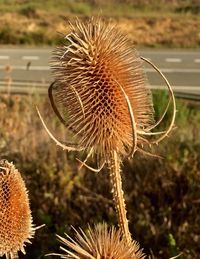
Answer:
[51, 18, 154, 160]
[0, 160, 35, 259]
[52, 223, 146, 259]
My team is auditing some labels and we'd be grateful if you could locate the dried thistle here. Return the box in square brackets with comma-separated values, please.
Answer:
[0, 160, 35, 259]
[37, 18, 176, 244]
[38, 18, 176, 162]
[49, 20, 154, 160]
[48, 223, 146, 259]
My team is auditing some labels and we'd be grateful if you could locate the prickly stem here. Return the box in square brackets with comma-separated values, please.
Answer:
[108, 150, 132, 245]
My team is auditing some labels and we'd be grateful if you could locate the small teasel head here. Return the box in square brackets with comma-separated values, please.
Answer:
[0, 160, 35, 259]
[48, 223, 146, 259]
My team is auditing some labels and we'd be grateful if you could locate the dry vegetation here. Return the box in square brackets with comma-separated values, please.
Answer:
[0, 0, 200, 48]
[0, 1, 200, 258]
[0, 93, 199, 258]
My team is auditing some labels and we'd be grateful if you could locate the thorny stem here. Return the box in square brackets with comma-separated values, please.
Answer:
[109, 150, 132, 245]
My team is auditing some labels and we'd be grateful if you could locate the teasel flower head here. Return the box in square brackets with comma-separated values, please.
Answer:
[50, 18, 154, 161]
[37, 17, 175, 166]
[0, 160, 35, 259]
[49, 223, 146, 259]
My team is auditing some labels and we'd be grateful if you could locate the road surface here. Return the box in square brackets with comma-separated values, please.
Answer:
[0, 47, 199, 95]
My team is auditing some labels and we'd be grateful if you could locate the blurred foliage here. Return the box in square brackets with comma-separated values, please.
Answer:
[0, 0, 200, 48]
[0, 0, 200, 15]
[0, 92, 199, 258]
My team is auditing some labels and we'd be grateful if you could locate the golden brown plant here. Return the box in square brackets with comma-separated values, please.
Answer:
[49, 223, 146, 259]
[37, 18, 176, 245]
[0, 160, 35, 259]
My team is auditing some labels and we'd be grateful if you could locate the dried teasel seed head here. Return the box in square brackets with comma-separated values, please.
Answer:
[49, 223, 146, 259]
[0, 160, 35, 259]
[51, 18, 154, 160]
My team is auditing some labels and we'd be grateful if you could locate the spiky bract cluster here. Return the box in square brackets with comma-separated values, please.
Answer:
[53, 223, 146, 259]
[51, 18, 154, 160]
[0, 160, 35, 259]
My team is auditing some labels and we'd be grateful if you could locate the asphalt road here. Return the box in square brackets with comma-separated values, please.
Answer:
[0, 47, 199, 94]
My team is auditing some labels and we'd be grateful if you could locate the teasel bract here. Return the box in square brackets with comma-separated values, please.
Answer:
[0, 160, 35, 259]
[37, 18, 176, 245]
[48, 223, 146, 259]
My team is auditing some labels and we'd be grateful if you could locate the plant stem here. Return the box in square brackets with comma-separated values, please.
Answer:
[109, 150, 132, 245]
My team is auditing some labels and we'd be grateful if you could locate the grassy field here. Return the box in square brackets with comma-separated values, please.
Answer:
[0, 92, 199, 258]
[0, 0, 200, 47]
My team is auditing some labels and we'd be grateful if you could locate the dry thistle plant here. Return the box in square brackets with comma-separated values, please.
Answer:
[48, 223, 145, 259]
[0, 160, 37, 259]
[37, 18, 176, 245]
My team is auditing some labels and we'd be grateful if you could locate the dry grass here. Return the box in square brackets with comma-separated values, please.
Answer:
[0, 93, 199, 258]
[0, 8, 199, 47]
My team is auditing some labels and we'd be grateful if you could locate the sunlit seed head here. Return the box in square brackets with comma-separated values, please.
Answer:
[0, 160, 35, 259]
[51, 18, 154, 159]
[52, 223, 146, 259]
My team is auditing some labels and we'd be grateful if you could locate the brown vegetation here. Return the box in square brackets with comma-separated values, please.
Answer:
[0, 3, 200, 47]
[0, 93, 199, 258]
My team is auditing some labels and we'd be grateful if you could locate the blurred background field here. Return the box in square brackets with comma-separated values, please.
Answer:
[0, 0, 200, 48]
[0, 0, 200, 259]
[0, 92, 199, 258]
